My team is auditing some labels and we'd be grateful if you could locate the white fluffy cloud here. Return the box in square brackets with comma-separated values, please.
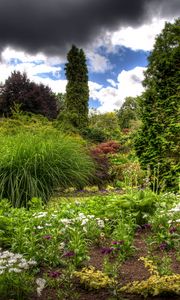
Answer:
[110, 18, 173, 51]
[91, 17, 174, 53]
[90, 66, 146, 113]
[87, 50, 112, 73]
[117, 66, 145, 101]
[0, 47, 67, 93]
[106, 79, 117, 87]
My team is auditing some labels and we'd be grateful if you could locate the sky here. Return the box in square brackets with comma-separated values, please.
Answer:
[0, 0, 179, 112]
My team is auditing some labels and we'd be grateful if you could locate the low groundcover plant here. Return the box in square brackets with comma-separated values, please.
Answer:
[119, 256, 180, 297]
[73, 266, 116, 289]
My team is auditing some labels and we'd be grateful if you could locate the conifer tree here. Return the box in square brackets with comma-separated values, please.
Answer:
[135, 18, 180, 190]
[64, 45, 89, 129]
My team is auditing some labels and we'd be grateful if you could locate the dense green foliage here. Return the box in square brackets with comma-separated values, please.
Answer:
[81, 126, 108, 143]
[89, 111, 121, 140]
[135, 19, 180, 191]
[117, 96, 139, 130]
[64, 45, 89, 129]
[0, 122, 94, 207]
[0, 71, 58, 119]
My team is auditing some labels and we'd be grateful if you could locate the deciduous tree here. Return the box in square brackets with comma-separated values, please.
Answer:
[117, 96, 138, 130]
[0, 71, 58, 119]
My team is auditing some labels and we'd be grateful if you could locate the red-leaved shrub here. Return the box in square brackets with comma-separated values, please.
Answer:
[89, 147, 110, 189]
[92, 140, 120, 155]
[89, 140, 120, 189]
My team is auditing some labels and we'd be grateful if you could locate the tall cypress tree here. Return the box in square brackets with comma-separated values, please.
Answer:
[64, 45, 89, 129]
[135, 18, 180, 191]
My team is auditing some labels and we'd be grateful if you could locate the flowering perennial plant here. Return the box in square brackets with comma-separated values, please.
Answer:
[0, 248, 37, 299]
[0, 248, 37, 274]
[36, 277, 46, 296]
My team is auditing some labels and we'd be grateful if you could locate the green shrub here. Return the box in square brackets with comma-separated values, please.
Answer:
[0, 110, 55, 136]
[0, 131, 94, 207]
[81, 127, 108, 143]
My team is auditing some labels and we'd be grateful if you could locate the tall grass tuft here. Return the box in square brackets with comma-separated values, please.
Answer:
[0, 131, 94, 207]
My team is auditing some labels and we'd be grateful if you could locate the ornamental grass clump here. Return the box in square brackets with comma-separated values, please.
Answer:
[73, 266, 116, 289]
[0, 131, 94, 207]
[120, 256, 180, 297]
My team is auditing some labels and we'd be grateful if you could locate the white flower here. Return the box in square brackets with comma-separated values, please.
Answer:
[0, 270, 4, 275]
[97, 219, 105, 228]
[13, 254, 23, 260]
[36, 278, 46, 297]
[0, 249, 37, 273]
[78, 213, 85, 217]
[81, 219, 88, 225]
[37, 287, 42, 297]
[7, 258, 17, 265]
[59, 242, 65, 250]
[33, 212, 48, 218]
[0, 251, 12, 259]
[37, 226, 43, 229]
[9, 268, 22, 273]
[169, 203, 180, 213]
[51, 214, 57, 218]
[60, 218, 72, 225]
[18, 262, 29, 269]
[0, 259, 6, 265]
[28, 259, 37, 266]
[36, 277, 46, 286]
[87, 215, 95, 219]
[100, 232, 105, 238]
[78, 213, 86, 220]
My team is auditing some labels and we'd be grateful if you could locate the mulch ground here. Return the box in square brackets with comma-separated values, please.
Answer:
[31, 230, 180, 300]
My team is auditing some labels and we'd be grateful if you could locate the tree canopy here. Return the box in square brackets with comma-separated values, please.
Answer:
[0, 71, 58, 119]
[89, 111, 121, 140]
[117, 96, 139, 130]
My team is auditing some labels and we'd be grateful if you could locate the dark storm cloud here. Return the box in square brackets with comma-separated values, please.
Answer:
[0, 0, 179, 56]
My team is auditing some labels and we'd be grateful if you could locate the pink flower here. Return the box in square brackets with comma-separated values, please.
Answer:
[43, 235, 52, 240]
